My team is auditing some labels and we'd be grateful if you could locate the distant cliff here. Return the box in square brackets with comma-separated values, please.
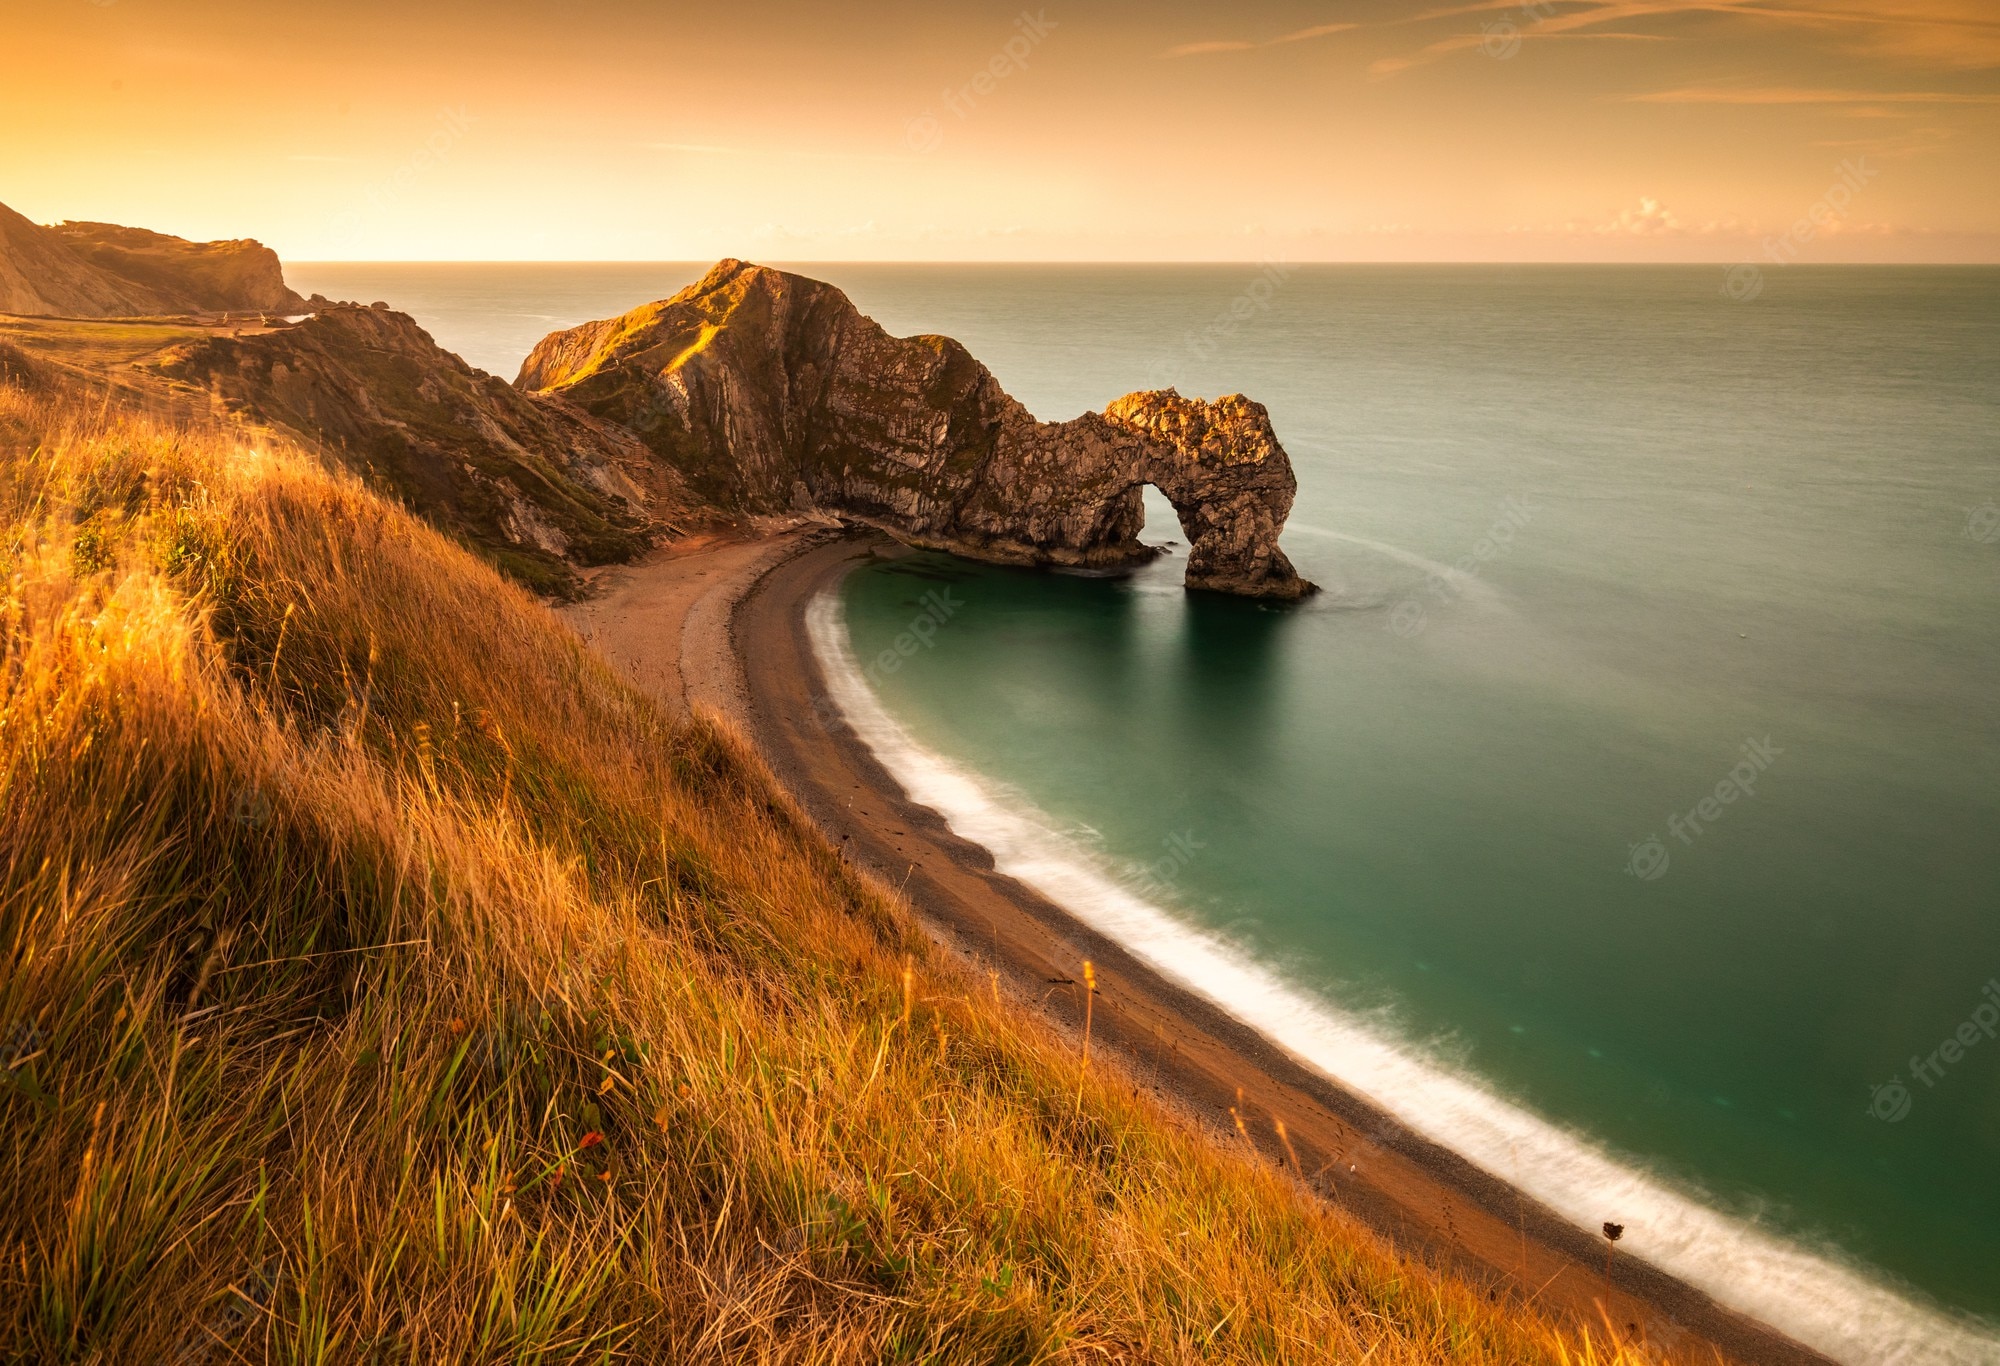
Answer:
[517, 260, 1313, 599]
[0, 202, 305, 318]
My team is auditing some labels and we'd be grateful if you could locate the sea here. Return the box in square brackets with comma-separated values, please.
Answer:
[291, 261, 2000, 1364]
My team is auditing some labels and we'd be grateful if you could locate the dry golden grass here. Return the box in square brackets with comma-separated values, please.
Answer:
[0, 381, 1679, 1363]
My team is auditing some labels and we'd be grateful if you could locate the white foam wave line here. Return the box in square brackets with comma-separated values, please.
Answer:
[807, 591, 2000, 1366]
[1287, 523, 1504, 604]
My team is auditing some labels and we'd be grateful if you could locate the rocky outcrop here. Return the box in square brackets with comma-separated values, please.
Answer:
[0, 201, 305, 318]
[517, 260, 1312, 599]
[152, 305, 686, 595]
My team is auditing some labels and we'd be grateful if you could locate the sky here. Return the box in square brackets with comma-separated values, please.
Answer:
[4, 0, 1998, 261]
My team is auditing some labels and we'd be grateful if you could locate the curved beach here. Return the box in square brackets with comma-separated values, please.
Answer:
[573, 526, 1832, 1366]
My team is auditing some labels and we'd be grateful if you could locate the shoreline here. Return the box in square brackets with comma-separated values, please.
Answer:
[577, 526, 1831, 1366]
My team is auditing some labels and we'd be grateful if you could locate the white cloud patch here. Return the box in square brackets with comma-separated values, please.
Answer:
[1161, 22, 1355, 59]
[1602, 197, 1683, 234]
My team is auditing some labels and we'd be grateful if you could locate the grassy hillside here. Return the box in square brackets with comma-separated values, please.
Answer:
[0, 377, 1669, 1363]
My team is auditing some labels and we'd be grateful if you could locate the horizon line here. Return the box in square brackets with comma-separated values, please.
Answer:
[287, 257, 2000, 267]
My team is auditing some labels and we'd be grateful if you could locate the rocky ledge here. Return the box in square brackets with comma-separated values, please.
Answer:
[517, 260, 1314, 600]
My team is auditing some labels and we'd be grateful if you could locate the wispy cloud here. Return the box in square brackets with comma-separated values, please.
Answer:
[751, 221, 880, 242]
[1369, 28, 1667, 76]
[1629, 85, 2000, 103]
[1162, 1, 2000, 80]
[1603, 196, 1683, 233]
[645, 142, 909, 164]
[1161, 21, 1355, 59]
[1367, 0, 2000, 76]
[1502, 199, 1916, 237]
[1163, 40, 1257, 57]
[1811, 125, 1959, 159]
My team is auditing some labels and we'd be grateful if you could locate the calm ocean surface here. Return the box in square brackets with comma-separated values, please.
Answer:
[292, 262, 2000, 1361]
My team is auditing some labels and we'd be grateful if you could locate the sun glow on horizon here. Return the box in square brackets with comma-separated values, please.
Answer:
[6, 0, 1997, 263]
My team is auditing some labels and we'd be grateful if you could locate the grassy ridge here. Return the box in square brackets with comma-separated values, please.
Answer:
[0, 383, 1668, 1363]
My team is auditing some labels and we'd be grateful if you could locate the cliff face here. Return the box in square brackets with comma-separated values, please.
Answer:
[0, 202, 305, 318]
[52, 221, 307, 315]
[152, 305, 680, 595]
[0, 203, 148, 317]
[517, 260, 1312, 599]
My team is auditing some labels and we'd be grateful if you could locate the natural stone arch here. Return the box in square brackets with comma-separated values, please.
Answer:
[520, 261, 1315, 600]
[1105, 390, 1309, 599]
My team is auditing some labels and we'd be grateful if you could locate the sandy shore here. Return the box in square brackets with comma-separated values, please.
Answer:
[572, 527, 1830, 1366]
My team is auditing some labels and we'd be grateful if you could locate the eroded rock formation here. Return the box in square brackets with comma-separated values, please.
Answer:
[518, 260, 1313, 599]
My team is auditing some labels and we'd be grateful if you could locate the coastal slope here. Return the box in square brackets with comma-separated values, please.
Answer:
[0, 360, 1670, 1366]
[148, 303, 688, 594]
[517, 260, 1314, 599]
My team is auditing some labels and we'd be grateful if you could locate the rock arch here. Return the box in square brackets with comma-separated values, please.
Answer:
[518, 260, 1315, 601]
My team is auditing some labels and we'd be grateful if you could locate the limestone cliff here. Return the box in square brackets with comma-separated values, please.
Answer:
[517, 260, 1312, 599]
[151, 305, 682, 595]
[51, 220, 306, 315]
[0, 201, 305, 318]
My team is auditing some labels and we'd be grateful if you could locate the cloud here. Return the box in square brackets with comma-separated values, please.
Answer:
[1165, 1, 2000, 80]
[1811, 125, 1959, 158]
[1602, 196, 1683, 234]
[1283, 23, 1360, 43]
[1160, 21, 1355, 59]
[1368, 28, 1667, 77]
[1782, 0, 2000, 69]
[1162, 40, 1257, 57]
[751, 221, 880, 242]
[647, 142, 909, 164]
[1370, 0, 2000, 77]
[1628, 85, 2000, 103]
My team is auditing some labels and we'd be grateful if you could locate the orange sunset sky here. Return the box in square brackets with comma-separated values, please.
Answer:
[6, 0, 1998, 261]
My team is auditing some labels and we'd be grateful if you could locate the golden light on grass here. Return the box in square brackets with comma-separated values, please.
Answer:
[1080, 958, 1097, 1066]
[0, 368, 1676, 1363]
[1275, 1117, 1302, 1174]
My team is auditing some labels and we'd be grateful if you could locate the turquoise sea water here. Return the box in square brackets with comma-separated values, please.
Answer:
[293, 262, 2000, 1361]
